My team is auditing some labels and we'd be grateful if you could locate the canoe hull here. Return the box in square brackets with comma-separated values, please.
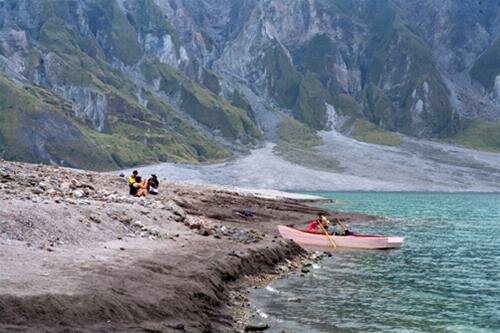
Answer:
[278, 225, 403, 250]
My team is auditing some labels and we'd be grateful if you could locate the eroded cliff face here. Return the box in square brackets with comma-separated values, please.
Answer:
[0, 0, 498, 169]
[0, 0, 258, 169]
[392, 0, 500, 120]
[150, 0, 498, 137]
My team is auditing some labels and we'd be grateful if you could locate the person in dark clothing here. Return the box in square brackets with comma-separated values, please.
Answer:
[147, 174, 159, 195]
[129, 170, 138, 195]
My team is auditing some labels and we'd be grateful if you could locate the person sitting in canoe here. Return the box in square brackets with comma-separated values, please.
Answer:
[308, 214, 352, 236]
[308, 213, 331, 232]
[331, 218, 354, 236]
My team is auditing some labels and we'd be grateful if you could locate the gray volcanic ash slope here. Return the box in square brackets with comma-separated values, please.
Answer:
[123, 127, 500, 192]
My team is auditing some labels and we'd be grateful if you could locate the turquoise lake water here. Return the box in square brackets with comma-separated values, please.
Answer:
[250, 192, 500, 333]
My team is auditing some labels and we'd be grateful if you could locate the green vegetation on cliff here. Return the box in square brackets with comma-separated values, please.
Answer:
[293, 72, 329, 130]
[142, 61, 262, 143]
[262, 43, 302, 109]
[275, 116, 341, 172]
[0, 0, 232, 170]
[364, 6, 453, 136]
[0, 0, 495, 171]
[351, 119, 402, 146]
[125, 0, 181, 57]
[262, 43, 331, 130]
[470, 37, 500, 90]
[229, 90, 254, 119]
[87, 0, 143, 65]
[362, 83, 395, 130]
[0, 74, 115, 170]
[277, 116, 324, 148]
[292, 34, 340, 94]
[202, 69, 221, 95]
[333, 94, 362, 119]
[0, 71, 229, 170]
[450, 121, 500, 153]
[314, 0, 456, 138]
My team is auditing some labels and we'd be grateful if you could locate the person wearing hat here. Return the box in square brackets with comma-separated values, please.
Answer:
[147, 174, 159, 195]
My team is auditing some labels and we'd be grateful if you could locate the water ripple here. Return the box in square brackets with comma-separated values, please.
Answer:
[250, 192, 500, 333]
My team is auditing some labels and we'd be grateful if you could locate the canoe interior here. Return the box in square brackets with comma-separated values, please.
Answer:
[300, 229, 389, 238]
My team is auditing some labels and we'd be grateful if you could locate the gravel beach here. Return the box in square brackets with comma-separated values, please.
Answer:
[0, 161, 370, 333]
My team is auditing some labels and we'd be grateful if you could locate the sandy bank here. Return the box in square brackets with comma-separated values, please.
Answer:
[0, 161, 369, 333]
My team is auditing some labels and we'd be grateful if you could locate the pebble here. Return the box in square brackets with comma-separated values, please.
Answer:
[244, 322, 269, 332]
[89, 215, 102, 224]
[70, 179, 80, 189]
[73, 189, 85, 199]
[0, 168, 12, 179]
[199, 227, 213, 236]
[166, 201, 186, 220]
[32, 187, 44, 195]
[60, 181, 71, 192]
[118, 215, 133, 224]
[287, 297, 302, 303]
[46, 189, 57, 196]
[38, 182, 50, 190]
[170, 323, 184, 330]
[148, 227, 160, 236]
[132, 221, 144, 228]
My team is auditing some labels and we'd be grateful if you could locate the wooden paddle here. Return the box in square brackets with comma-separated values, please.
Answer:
[318, 221, 337, 249]
[335, 218, 348, 231]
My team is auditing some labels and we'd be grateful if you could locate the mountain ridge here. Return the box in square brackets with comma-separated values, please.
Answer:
[0, 0, 499, 170]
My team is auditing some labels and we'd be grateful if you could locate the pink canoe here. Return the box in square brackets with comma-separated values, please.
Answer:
[278, 225, 404, 250]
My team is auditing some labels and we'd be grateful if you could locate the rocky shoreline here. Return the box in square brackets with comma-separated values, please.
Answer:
[229, 251, 330, 333]
[0, 161, 370, 333]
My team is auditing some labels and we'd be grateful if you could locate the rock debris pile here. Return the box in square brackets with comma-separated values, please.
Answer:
[0, 161, 273, 247]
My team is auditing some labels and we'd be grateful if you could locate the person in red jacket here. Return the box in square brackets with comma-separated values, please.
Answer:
[308, 214, 353, 235]
[308, 213, 330, 232]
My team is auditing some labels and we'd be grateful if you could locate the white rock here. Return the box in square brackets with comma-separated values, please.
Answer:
[73, 189, 85, 199]
[414, 99, 424, 114]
